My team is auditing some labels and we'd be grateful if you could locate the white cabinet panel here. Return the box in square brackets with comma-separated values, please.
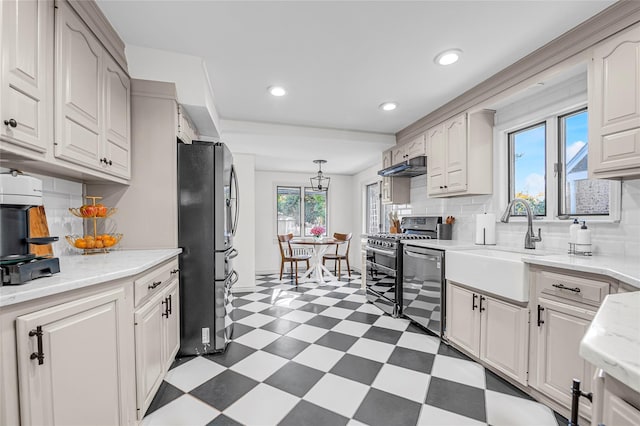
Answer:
[446, 283, 480, 357]
[102, 54, 130, 179]
[1, 0, 51, 153]
[164, 280, 180, 371]
[54, 1, 102, 167]
[16, 288, 128, 426]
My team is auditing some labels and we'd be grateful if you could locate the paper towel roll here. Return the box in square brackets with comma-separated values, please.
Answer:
[475, 213, 496, 245]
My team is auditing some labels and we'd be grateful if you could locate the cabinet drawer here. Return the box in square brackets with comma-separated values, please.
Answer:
[134, 259, 179, 307]
[537, 270, 609, 306]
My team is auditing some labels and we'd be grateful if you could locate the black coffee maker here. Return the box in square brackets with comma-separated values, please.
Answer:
[0, 171, 60, 285]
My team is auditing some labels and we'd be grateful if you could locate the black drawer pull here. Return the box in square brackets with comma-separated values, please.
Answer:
[472, 293, 478, 311]
[4, 118, 17, 128]
[162, 298, 169, 318]
[29, 326, 44, 365]
[170, 268, 180, 275]
[167, 294, 172, 315]
[537, 305, 545, 327]
[479, 296, 486, 312]
[148, 280, 162, 290]
[552, 283, 581, 293]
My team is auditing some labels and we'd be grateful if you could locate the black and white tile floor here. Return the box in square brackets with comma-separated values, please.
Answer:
[142, 273, 566, 426]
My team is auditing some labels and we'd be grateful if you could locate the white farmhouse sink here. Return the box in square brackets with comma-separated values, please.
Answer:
[446, 248, 530, 302]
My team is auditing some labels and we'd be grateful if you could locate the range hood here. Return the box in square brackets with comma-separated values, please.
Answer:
[378, 156, 427, 177]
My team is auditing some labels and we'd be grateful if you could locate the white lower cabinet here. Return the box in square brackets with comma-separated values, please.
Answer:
[135, 278, 180, 419]
[15, 288, 130, 426]
[446, 282, 529, 385]
[603, 390, 640, 426]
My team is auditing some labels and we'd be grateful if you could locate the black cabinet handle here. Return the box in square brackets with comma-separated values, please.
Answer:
[167, 294, 172, 315]
[108, 159, 113, 166]
[537, 305, 545, 327]
[4, 118, 17, 128]
[170, 268, 180, 275]
[444, 185, 448, 189]
[472, 293, 478, 311]
[162, 298, 169, 318]
[552, 283, 581, 293]
[100, 158, 106, 164]
[29, 326, 44, 365]
[479, 296, 486, 312]
[148, 280, 162, 290]
[439, 186, 444, 189]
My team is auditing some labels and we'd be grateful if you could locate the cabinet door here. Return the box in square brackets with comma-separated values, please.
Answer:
[382, 149, 392, 169]
[0, 0, 50, 152]
[444, 114, 468, 194]
[163, 279, 180, 371]
[427, 124, 446, 195]
[603, 389, 640, 426]
[391, 145, 405, 164]
[54, 2, 102, 168]
[135, 292, 165, 418]
[590, 24, 640, 175]
[445, 283, 480, 357]
[15, 288, 127, 426]
[381, 176, 391, 204]
[534, 298, 596, 415]
[406, 134, 426, 159]
[480, 296, 529, 385]
[102, 54, 130, 179]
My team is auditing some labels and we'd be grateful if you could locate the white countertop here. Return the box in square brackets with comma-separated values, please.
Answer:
[580, 292, 640, 393]
[0, 249, 182, 307]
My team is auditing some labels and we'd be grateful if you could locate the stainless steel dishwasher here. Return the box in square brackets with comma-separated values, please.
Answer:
[401, 244, 445, 337]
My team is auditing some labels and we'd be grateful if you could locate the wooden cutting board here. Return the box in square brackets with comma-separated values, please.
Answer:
[28, 206, 53, 257]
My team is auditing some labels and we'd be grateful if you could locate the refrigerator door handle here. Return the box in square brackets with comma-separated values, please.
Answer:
[227, 248, 239, 260]
[229, 270, 239, 287]
[231, 165, 240, 236]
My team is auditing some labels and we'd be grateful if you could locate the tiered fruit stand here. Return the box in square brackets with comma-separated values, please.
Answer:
[66, 196, 123, 254]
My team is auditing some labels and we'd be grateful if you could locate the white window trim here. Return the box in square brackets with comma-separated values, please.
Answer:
[362, 178, 381, 234]
[273, 182, 330, 238]
[494, 98, 621, 223]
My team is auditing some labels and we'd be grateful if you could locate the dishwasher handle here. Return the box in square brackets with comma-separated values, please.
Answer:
[403, 249, 441, 263]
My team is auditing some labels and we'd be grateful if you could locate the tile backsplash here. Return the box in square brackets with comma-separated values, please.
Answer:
[408, 176, 640, 257]
[30, 173, 84, 257]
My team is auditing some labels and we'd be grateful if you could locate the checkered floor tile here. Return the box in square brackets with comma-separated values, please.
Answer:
[142, 273, 566, 426]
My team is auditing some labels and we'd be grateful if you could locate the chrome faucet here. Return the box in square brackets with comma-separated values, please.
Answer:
[500, 198, 542, 249]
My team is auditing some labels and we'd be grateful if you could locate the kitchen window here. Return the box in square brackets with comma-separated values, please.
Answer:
[508, 122, 547, 216]
[365, 182, 381, 234]
[503, 106, 619, 220]
[276, 186, 327, 236]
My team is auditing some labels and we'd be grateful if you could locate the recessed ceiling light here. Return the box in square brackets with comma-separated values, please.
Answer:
[434, 49, 462, 66]
[379, 102, 397, 111]
[268, 86, 286, 97]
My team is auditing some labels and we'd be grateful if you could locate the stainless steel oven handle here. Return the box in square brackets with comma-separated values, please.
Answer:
[403, 250, 440, 262]
[366, 261, 396, 276]
[367, 247, 396, 257]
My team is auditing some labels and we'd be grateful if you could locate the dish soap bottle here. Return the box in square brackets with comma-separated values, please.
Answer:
[569, 218, 580, 244]
[576, 221, 591, 246]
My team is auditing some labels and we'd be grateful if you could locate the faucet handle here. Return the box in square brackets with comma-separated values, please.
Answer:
[533, 228, 542, 242]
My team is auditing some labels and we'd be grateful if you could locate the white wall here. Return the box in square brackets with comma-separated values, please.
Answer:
[232, 154, 256, 291]
[255, 170, 355, 273]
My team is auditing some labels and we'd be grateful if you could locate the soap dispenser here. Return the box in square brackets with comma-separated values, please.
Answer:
[569, 218, 580, 244]
[576, 221, 591, 246]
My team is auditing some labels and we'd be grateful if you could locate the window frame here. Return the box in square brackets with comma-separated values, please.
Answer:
[365, 181, 381, 234]
[275, 184, 328, 237]
[495, 101, 621, 223]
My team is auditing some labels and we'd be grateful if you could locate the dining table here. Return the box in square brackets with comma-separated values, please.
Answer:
[291, 237, 344, 284]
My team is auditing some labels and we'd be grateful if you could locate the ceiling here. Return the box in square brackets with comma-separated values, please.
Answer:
[97, 0, 614, 174]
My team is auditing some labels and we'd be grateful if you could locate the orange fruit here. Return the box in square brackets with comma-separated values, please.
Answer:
[95, 241, 104, 249]
[75, 239, 87, 249]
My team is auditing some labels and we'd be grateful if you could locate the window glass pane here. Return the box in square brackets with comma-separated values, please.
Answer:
[509, 123, 546, 216]
[366, 183, 380, 234]
[560, 110, 609, 215]
[277, 187, 301, 236]
[304, 188, 327, 236]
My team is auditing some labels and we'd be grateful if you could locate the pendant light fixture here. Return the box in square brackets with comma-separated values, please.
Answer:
[310, 159, 330, 191]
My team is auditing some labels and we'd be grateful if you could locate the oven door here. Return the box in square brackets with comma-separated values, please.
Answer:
[402, 245, 444, 336]
[365, 246, 400, 316]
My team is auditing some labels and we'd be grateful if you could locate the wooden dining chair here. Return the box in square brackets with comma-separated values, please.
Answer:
[322, 232, 352, 278]
[277, 233, 311, 285]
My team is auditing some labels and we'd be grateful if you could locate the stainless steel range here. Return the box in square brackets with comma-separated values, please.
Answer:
[365, 216, 441, 319]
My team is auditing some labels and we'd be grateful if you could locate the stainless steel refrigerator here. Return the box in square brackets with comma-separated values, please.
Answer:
[178, 141, 239, 355]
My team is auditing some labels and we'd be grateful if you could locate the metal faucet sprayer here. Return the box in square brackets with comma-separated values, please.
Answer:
[500, 198, 542, 249]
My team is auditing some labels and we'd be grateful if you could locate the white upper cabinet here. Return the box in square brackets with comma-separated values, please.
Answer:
[382, 148, 392, 168]
[405, 133, 426, 159]
[427, 110, 494, 197]
[391, 145, 406, 164]
[589, 23, 640, 179]
[102, 54, 131, 179]
[54, 1, 103, 167]
[54, 1, 131, 180]
[0, 0, 52, 153]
